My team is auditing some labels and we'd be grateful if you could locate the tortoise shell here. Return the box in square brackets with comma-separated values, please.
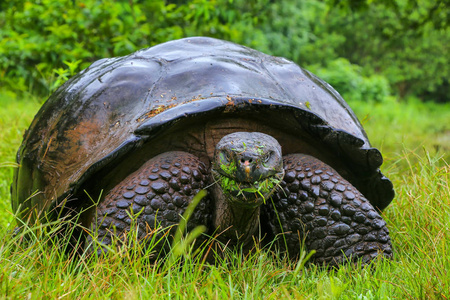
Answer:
[11, 37, 394, 223]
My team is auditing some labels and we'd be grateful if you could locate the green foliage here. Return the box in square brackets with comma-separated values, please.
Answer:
[0, 0, 263, 97]
[249, 0, 326, 63]
[321, 0, 450, 101]
[247, 0, 449, 102]
[1, 0, 448, 102]
[309, 58, 391, 103]
[326, 0, 450, 30]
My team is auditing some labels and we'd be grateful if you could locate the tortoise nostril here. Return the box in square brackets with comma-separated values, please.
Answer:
[241, 158, 252, 164]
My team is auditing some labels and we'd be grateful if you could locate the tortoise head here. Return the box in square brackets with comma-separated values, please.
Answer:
[212, 132, 285, 207]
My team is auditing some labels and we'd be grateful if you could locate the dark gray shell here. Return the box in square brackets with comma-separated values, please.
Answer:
[12, 37, 394, 222]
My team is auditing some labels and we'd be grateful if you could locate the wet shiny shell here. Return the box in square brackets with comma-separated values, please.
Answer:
[12, 37, 394, 222]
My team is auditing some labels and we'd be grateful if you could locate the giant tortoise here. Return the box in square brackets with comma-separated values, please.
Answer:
[12, 37, 394, 266]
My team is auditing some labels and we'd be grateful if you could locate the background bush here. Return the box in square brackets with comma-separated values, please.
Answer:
[0, 0, 448, 103]
[0, 0, 259, 95]
[308, 58, 391, 103]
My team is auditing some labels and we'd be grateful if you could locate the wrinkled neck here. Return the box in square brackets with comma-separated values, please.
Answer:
[210, 182, 260, 246]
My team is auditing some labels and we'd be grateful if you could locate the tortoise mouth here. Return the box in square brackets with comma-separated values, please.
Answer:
[212, 169, 284, 207]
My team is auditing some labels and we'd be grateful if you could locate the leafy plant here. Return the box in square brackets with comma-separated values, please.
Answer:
[308, 58, 391, 103]
[0, 0, 264, 97]
[2, 0, 448, 102]
[320, 0, 450, 101]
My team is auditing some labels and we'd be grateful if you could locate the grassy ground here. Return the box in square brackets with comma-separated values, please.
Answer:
[0, 91, 449, 299]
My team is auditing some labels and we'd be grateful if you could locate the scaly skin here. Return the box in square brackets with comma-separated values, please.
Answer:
[262, 154, 393, 266]
[87, 151, 212, 256]
[90, 133, 392, 266]
[209, 179, 261, 247]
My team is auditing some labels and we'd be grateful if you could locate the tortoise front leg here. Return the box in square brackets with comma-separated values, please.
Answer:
[86, 151, 211, 256]
[263, 154, 393, 266]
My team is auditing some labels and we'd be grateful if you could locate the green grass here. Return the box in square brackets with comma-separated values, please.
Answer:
[1, 92, 449, 299]
[0, 91, 42, 229]
[350, 97, 450, 164]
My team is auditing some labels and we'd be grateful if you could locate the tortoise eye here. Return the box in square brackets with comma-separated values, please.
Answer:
[219, 151, 231, 164]
[263, 151, 273, 163]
